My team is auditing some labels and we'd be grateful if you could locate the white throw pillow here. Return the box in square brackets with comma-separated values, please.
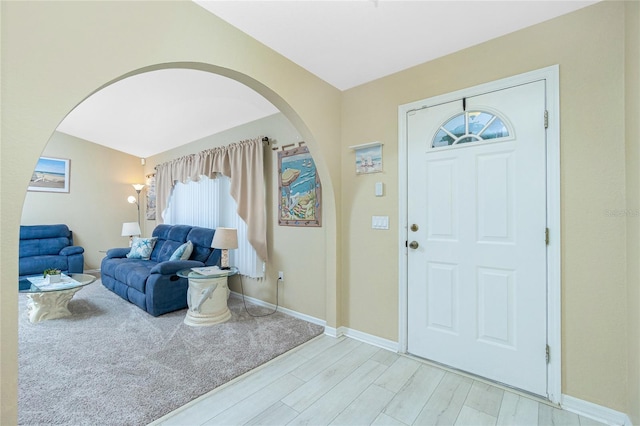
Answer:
[170, 240, 193, 261]
[126, 237, 158, 260]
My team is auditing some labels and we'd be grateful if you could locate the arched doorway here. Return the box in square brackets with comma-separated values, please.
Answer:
[7, 60, 342, 422]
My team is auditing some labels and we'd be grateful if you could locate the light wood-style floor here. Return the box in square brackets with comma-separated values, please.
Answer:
[153, 335, 604, 426]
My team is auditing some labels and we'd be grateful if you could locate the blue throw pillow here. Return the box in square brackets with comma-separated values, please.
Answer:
[126, 237, 158, 260]
[170, 240, 193, 261]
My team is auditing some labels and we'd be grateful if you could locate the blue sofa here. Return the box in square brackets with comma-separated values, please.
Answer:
[101, 224, 221, 316]
[19, 224, 85, 279]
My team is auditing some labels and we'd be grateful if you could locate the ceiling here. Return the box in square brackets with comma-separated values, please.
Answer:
[57, 0, 598, 158]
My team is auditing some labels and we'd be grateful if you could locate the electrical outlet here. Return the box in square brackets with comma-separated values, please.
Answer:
[278, 271, 284, 282]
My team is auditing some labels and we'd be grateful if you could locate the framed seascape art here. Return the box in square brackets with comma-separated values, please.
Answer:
[278, 145, 322, 227]
[146, 174, 156, 220]
[28, 157, 70, 193]
[354, 142, 383, 174]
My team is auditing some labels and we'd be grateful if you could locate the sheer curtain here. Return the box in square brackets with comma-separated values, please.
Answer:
[155, 138, 267, 262]
[164, 175, 264, 278]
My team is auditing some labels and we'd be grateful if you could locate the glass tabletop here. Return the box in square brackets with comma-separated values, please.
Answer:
[177, 266, 239, 279]
[19, 273, 96, 293]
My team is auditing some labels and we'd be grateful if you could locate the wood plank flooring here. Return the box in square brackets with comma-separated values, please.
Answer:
[152, 335, 604, 426]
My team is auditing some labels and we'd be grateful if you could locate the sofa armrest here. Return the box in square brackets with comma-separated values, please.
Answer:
[150, 260, 204, 275]
[60, 245, 84, 256]
[106, 247, 131, 259]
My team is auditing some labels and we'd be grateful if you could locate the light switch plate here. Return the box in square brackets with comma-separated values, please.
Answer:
[372, 215, 389, 230]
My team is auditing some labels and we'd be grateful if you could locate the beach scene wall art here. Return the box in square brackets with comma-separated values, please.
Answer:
[278, 145, 322, 227]
[28, 157, 70, 193]
[146, 174, 156, 220]
[354, 143, 383, 174]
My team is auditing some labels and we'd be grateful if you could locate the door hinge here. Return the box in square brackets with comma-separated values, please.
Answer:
[545, 228, 550, 245]
[544, 110, 549, 129]
[546, 344, 550, 364]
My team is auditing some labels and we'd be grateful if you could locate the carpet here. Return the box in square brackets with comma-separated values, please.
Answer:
[18, 280, 324, 426]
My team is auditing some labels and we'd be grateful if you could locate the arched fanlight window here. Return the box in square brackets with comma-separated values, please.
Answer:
[432, 111, 510, 148]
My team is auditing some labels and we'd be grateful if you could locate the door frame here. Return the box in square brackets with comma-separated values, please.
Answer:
[397, 65, 561, 403]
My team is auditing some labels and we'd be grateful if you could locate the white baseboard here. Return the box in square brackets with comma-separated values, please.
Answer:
[229, 291, 326, 329]
[561, 394, 632, 426]
[325, 326, 398, 352]
[323, 325, 340, 338]
[229, 292, 399, 352]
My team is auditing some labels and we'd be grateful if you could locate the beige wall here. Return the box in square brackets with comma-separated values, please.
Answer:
[341, 0, 629, 413]
[1, 2, 341, 423]
[625, 1, 640, 424]
[146, 113, 326, 320]
[21, 132, 143, 270]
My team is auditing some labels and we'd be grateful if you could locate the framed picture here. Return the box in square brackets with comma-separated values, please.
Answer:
[146, 174, 156, 220]
[354, 142, 383, 174]
[28, 157, 70, 193]
[278, 145, 322, 227]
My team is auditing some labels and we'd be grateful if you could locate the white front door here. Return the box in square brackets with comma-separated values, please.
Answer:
[407, 81, 548, 396]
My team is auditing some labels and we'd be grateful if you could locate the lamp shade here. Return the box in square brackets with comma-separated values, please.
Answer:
[211, 228, 238, 249]
[121, 222, 141, 237]
[132, 183, 145, 192]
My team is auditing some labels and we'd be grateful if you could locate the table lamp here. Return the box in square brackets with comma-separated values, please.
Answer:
[211, 228, 238, 270]
[122, 222, 141, 246]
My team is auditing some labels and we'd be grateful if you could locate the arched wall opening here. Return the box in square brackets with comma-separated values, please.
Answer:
[16, 62, 338, 419]
[3, 4, 343, 422]
[20, 61, 337, 323]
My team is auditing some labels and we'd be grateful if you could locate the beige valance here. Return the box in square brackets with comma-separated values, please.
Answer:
[155, 137, 267, 261]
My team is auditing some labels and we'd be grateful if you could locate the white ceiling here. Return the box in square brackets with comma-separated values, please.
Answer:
[197, 0, 598, 91]
[57, 0, 598, 158]
[56, 69, 279, 158]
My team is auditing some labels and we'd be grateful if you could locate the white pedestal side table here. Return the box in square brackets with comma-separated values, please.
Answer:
[178, 267, 238, 326]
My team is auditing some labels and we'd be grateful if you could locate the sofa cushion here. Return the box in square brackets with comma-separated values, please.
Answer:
[115, 260, 155, 293]
[150, 224, 192, 262]
[20, 224, 71, 240]
[20, 237, 71, 257]
[127, 237, 158, 260]
[19, 255, 68, 277]
[156, 239, 182, 263]
[187, 227, 215, 262]
[170, 241, 193, 261]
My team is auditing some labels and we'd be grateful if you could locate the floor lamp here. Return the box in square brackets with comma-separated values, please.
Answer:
[127, 184, 145, 226]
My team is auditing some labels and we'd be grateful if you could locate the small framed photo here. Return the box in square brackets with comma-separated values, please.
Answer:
[354, 143, 383, 174]
[28, 157, 70, 193]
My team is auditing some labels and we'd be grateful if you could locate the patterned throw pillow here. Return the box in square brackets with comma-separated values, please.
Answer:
[170, 240, 193, 261]
[126, 237, 158, 260]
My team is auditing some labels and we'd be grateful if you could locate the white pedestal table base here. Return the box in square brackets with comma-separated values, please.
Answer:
[184, 275, 231, 326]
[25, 287, 84, 324]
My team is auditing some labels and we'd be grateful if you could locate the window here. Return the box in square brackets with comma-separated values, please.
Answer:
[432, 111, 510, 148]
[164, 175, 264, 278]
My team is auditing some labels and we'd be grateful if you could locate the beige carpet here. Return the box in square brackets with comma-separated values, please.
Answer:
[18, 280, 324, 426]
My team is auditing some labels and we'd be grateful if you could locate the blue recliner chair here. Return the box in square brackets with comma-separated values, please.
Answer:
[19, 224, 85, 279]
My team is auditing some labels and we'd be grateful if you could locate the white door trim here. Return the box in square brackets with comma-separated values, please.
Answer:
[397, 65, 561, 403]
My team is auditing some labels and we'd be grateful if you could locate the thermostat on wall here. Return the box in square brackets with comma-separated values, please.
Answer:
[375, 182, 384, 197]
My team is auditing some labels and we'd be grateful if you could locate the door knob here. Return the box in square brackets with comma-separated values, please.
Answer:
[409, 241, 419, 249]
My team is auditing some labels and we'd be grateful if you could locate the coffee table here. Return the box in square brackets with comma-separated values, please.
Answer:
[177, 267, 238, 326]
[19, 273, 96, 323]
